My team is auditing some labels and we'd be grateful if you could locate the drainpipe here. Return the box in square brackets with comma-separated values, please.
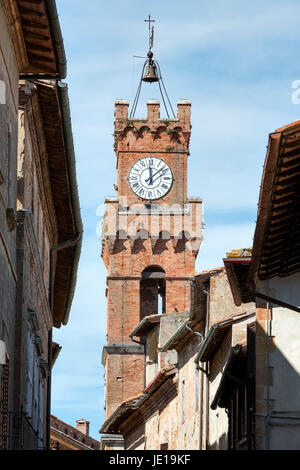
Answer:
[190, 279, 210, 450]
[205, 284, 210, 450]
[46, 232, 82, 451]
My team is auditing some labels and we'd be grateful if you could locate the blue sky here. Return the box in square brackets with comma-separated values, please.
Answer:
[51, 0, 300, 440]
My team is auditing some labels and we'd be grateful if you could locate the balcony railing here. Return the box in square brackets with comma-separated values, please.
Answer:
[0, 410, 40, 450]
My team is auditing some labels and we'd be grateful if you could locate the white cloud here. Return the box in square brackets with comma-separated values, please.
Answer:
[51, 0, 300, 440]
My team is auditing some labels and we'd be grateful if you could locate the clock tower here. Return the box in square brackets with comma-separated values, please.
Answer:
[101, 98, 203, 419]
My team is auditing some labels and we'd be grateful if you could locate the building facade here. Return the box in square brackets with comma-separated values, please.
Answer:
[0, 0, 82, 450]
[249, 121, 300, 450]
[100, 266, 255, 450]
[101, 98, 203, 446]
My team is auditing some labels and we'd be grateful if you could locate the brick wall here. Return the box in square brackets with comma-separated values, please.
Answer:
[102, 99, 202, 421]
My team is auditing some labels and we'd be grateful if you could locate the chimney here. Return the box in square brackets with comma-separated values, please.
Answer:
[76, 419, 90, 436]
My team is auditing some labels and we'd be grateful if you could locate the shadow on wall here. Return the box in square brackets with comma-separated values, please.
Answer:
[124, 423, 146, 451]
[256, 318, 300, 450]
[209, 432, 228, 451]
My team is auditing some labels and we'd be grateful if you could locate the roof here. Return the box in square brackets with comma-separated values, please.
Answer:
[194, 267, 224, 283]
[100, 366, 177, 435]
[100, 394, 148, 435]
[223, 249, 254, 306]
[51, 342, 61, 368]
[50, 415, 99, 450]
[190, 268, 224, 321]
[161, 319, 203, 352]
[250, 121, 300, 282]
[129, 314, 165, 338]
[194, 309, 255, 364]
[210, 345, 246, 410]
[35, 81, 83, 327]
[5, 0, 66, 78]
[144, 365, 177, 394]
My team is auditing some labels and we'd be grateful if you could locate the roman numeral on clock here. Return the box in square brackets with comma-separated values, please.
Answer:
[128, 157, 173, 200]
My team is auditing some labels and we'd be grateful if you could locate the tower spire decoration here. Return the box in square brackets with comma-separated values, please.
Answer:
[144, 14, 155, 51]
[130, 15, 176, 119]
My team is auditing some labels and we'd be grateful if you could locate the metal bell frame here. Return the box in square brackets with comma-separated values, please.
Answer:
[129, 57, 176, 119]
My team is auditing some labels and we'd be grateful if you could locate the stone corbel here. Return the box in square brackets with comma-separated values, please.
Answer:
[128, 237, 136, 251]
[150, 237, 159, 252]
[106, 238, 116, 255]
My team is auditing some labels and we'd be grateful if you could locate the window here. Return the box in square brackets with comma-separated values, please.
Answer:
[0, 354, 9, 450]
[228, 325, 256, 450]
[140, 266, 166, 320]
[26, 312, 45, 448]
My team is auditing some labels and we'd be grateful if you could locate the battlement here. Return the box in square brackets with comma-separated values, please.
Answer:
[114, 99, 191, 133]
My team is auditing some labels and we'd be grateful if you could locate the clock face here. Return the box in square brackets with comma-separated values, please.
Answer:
[128, 157, 173, 200]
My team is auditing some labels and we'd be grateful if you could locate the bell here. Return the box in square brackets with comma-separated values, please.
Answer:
[142, 63, 159, 83]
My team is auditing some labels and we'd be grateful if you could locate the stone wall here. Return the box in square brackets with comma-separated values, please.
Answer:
[12, 89, 57, 447]
[0, 0, 19, 418]
[177, 335, 202, 450]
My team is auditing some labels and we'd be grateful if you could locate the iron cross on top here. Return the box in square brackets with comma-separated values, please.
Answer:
[144, 14, 155, 51]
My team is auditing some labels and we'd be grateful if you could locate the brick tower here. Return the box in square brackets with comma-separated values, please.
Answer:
[101, 99, 202, 419]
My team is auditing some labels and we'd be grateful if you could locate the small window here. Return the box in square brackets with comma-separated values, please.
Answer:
[140, 266, 166, 319]
[160, 443, 168, 450]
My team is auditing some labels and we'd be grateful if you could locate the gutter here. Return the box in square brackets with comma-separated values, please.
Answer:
[160, 320, 201, 352]
[57, 81, 83, 326]
[129, 318, 148, 339]
[194, 310, 256, 365]
[100, 394, 148, 434]
[46, 0, 67, 79]
[101, 367, 177, 434]
[46, 82, 83, 451]
[160, 321, 189, 352]
[46, 233, 82, 451]
[194, 325, 217, 366]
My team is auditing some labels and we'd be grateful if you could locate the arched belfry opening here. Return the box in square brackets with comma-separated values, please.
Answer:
[140, 266, 166, 320]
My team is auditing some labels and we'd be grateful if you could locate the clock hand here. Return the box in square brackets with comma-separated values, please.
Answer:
[149, 166, 153, 185]
[145, 167, 166, 184]
[151, 169, 169, 185]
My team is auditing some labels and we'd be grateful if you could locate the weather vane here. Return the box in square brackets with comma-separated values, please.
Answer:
[144, 14, 155, 51]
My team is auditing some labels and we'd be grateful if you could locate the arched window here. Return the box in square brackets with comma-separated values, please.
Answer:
[140, 266, 166, 320]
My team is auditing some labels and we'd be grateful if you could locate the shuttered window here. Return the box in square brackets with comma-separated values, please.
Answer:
[0, 357, 9, 450]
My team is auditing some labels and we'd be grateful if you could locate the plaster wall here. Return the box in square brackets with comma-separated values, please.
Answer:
[177, 335, 202, 450]
[256, 272, 300, 450]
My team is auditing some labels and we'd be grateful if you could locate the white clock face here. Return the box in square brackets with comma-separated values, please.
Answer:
[128, 157, 173, 200]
